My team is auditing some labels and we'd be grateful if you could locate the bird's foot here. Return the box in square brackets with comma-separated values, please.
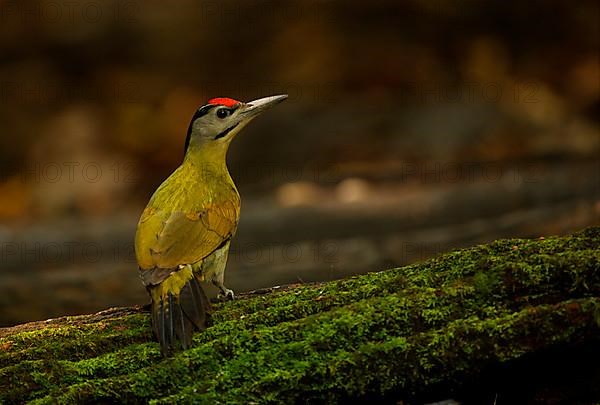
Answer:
[217, 288, 235, 301]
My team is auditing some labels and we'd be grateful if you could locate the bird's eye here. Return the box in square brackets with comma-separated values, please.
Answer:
[216, 108, 231, 119]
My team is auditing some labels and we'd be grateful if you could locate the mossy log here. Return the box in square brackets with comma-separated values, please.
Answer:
[1, 228, 599, 403]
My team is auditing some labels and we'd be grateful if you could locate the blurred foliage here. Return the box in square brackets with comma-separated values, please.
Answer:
[0, 0, 598, 219]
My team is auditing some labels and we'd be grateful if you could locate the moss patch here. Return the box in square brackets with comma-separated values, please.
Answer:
[1, 227, 599, 403]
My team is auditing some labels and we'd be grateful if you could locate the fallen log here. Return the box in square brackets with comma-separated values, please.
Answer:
[1, 227, 599, 403]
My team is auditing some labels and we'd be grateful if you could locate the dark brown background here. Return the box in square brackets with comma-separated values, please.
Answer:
[0, 0, 598, 325]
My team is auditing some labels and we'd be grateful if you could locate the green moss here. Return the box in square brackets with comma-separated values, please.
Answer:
[1, 227, 599, 403]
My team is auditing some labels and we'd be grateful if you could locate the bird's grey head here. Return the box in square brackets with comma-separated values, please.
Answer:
[184, 94, 288, 154]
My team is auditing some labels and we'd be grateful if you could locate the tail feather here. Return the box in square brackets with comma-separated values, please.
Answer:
[168, 294, 176, 348]
[150, 272, 211, 355]
[181, 276, 211, 330]
[159, 299, 168, 352]
[172, 301, 192, 348]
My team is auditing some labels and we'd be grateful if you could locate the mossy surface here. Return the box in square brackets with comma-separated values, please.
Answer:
[1, 227, 599, 403]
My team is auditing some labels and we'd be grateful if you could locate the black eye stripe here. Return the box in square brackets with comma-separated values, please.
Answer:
[184, 104, 217, 154]
[192, 104, 216, 121]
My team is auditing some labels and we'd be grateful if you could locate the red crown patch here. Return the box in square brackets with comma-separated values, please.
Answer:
[207, 97, 241, 107]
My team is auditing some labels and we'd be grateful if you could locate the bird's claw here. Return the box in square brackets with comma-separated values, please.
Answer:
[217, 288, 235, 301]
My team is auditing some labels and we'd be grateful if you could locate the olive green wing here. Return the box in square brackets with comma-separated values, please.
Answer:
[135, 199, 239, 271]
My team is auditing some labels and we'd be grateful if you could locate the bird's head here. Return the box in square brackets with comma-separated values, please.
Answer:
[184, 94, 288, 156]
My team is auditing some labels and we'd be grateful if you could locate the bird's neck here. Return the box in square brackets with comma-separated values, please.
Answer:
[182, 142, 232, 181]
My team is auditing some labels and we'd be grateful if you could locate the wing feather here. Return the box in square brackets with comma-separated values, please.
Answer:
[135, 172, 240, 270]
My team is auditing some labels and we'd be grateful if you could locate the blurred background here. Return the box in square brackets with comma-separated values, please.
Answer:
[0, 0, 598, 326]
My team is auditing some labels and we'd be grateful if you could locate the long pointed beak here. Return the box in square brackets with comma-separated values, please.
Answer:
[240, 94, 288, 119]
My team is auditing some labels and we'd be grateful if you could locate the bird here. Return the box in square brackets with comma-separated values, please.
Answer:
[135, 94, 288, 354]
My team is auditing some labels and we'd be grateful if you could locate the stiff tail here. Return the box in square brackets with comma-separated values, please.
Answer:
[149, 268, 211, 354]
